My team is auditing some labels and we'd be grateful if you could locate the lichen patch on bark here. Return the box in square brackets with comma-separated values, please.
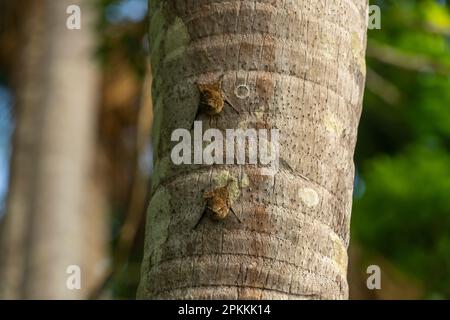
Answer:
[298, 188, 320, 208]
[163, 17, 190, 64]
[145, 187, 171, 266]
[351, 31, 367, 76]
[324, 111, 344, 137]
[332, 236, 348, 275]
[212, 170, 245, 205]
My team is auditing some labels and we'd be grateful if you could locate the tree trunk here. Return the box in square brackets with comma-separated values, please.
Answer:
[138, 0, 368, 299]
[0, 0, 106, 299]
[0, 0, 46, 299]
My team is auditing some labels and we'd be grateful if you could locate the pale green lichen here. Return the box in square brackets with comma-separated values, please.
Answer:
[149, 4, 191, 74]
[212, 170, 244, 204]
[147, 187, 171, 265]
[236, 118, 249, 129]
[298, 187, 320, 207]
[151, 95, 164, 157]
[324, 111, 343, 136]
[241, 173, 250, 189]
[163, 17, 190, 64]
[149, 0, 163, 12]
[332, 236, 348, 275]
[351, 32, 366, 76]
[149, 6, 165, 42]
[151, 156, 171, 192]
[150, 32, 164, 75]
[137, 186, 171, 298]
[150, 13, 191, 160]
[149, 6, 166, 75]
[213, 170, 232, 187]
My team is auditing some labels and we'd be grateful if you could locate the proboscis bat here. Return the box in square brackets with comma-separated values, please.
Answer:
[193, 78, 239, 123]
[194, 181, 242, 229]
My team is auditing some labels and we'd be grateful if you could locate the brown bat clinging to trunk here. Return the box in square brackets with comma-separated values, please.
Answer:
[194, 78, 240, 123]
[194, 181, 241, 229]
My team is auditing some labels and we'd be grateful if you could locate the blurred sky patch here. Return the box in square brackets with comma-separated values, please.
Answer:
[106, 0, 148, 23]
[0, 86, 13, 214]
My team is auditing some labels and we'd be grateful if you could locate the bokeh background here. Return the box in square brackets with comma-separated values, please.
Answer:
[0, 0, 449, 299]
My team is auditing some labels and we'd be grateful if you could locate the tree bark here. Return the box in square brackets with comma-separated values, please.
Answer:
[138, 0, 368, 299]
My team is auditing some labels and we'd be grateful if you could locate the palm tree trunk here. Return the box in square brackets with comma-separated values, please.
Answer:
[139, 0, 368, 299]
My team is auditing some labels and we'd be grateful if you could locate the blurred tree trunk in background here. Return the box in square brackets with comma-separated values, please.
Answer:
[0, 0, 107, 299]
[0, 0, 45, 299]
[138, 1, 368, 299]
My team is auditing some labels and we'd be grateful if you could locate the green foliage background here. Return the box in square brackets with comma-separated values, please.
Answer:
[353, 0, 450, 298]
